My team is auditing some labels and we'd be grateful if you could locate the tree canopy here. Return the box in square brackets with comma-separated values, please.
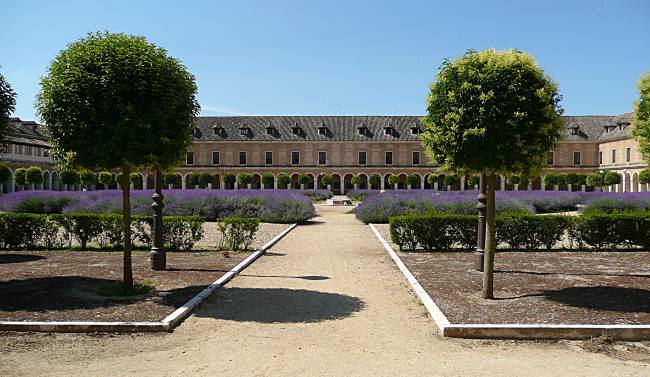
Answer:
[421, 49, 564, 176]
[36, 32, 200, 171]
[0, 68, 16, 150]
[632, 72, 650, 160]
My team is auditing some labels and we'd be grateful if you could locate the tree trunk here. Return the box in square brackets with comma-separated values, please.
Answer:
[482, 173, 497, 299]
[121, 166, 133, 290]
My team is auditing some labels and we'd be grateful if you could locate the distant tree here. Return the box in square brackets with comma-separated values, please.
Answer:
[79, 171, 97, 188]
[406, 174, 418, 188]
[467, 175, 479, 187]
[36, 32, 199, 289]
[369, 174, 381, 189]
[544, 174, 559, 188]
[198, 172, 212, 188]
[13, 168, 27, 188]
[639, 168, 650, 185]
[60, 169, 79, 188]
[129, 173, 143, 187]
[261, 173, 274, 189]
[565, 173, 578, 186]
[322, 174, 333, 187]
[421, 49, 563, 299]
[507, 175, 520, 185]
[426, 174, 437, 186]
[555, 174, 567, 188]
[443, 175, 456, 188]
[576, 173, 588, 187]
[223, 172, 236, 189]
[98, 171, 115, 188]
[388, 175, 399, 188]
[586, 172, 604, 190]
[237, 173, 253, 187]
[298, 173, 310, 188]
[603, 171, 621, 186]
[0, 68, 17, 150]
[277, 173, 290, 189]
[632, 72, 650, 160]
[163, 173, 179, 187]
[350, 175, 360, 186]
[187, 172, 201, 188]
[25, 166, 44, 186]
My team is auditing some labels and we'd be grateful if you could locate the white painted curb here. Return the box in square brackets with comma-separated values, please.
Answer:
[369, 223, 650, 341]
[162, 223, 297, 329]
[0, 223, 297, 334]
[369, 224, 450, 334]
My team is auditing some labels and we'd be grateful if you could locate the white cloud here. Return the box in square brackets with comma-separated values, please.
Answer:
[200, 104, 249, 116]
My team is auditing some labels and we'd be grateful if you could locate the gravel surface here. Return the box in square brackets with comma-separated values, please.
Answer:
[0, 208, 646, 376]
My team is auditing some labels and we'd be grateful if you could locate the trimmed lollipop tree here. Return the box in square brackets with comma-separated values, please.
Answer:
[261, 173, 274, 189]
[322, 174, 333, 189]
[0, 68, 17, 150]
[586, 172, 604, 191]
[298, 173, 310, 189]
[388, 175, 399, 189]
[369, 174, 380, 189]
[443, 175, 456, 190]
[604, 170, 621, 191]
[421, 49, 563, 299]
[25, 166, 44, 189]
[59, 169, 78, 191]
[198, 172, 212, 188]
[163, 172, 179, 189]
[13, 168, 27, 190]
[237, 172, 253, 189]
[350, 175, 361, 190]
[36, 32, 199, 290]
[79, 171, 97, 190]
[406, 174, 418, 189]
[277, 173, 290, 189]
[223, 172, 236, 189]
[98, 171, 114, 189]
[632, 72, 650, 161]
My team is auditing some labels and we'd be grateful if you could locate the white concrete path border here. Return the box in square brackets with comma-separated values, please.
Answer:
[369, 223, 650, 341]
[0, 223, 297, 333]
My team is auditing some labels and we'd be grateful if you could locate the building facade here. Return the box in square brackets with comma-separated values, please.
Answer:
[1, 113, 648, 193]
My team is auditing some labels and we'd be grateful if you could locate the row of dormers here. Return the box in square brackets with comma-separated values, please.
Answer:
[208, 122, 423, 138]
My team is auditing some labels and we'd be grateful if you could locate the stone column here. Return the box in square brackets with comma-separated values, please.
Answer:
[181, 178, 187, 190]
[380, 179, 385, 190]
[499, 175, 506, 191]
[433, 182, 438, 191]
[541, 176, 546, 191]
[528, 179, 532, 191]
[460, 176, 466, 191]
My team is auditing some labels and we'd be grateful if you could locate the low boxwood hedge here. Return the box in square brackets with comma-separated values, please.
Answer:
[389, 212, 650, 251]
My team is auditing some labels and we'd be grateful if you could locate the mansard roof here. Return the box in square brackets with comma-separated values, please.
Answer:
[6, 117, 50, 147]
[194, 116, 424, 142]
[194, 114, 634, 143]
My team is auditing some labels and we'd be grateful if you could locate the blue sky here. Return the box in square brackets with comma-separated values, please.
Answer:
[1, 0, 649, 120]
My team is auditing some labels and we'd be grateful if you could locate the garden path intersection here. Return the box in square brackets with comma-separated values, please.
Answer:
[0, 205, 647, 376]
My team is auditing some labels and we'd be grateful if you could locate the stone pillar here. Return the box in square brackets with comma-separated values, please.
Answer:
[181, 178, 187, 189]
[421, 179, 425, 190]
[499, 175, 506, 191]
[541, 176, 546, 191]
[460, 176, 466, 191]
[433, 182, 438, 191]
[143, 176, 148, 190]
[380, 180, 385, 190]
[528, 179, 532, 191]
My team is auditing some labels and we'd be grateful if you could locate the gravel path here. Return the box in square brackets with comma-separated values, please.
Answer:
[1, 205, 647, 376]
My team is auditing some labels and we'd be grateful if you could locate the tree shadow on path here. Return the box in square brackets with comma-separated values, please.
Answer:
[194, 287, 366, 323]
[0, 254, 46, 264]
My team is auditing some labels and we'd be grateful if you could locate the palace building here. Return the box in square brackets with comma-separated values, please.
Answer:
[1, 113, 647, 193]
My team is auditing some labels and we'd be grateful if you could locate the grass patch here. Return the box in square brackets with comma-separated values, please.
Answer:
[97, 280, 155, 297]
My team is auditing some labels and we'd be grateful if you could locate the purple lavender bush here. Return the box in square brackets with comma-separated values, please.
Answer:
[354, 190, 532, 224]
[0, 189, 316, 223]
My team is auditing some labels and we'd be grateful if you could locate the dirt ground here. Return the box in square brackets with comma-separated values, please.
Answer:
[0, 205, 648, 376]
[0, 250, 250, 322]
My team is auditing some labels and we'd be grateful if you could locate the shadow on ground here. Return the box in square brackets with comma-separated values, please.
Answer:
[543, 286, 650, 313]
[0, 254, 46, 264]
[195, 287, 366, 323]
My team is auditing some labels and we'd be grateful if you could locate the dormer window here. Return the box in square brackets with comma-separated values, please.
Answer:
[266, 123, 277, 136]
[357, 125, 369, 136]
[570, 127, 579, 135]
[618, 124, 624, 131]
[239, 125, 251, 136]
[410, 126, 422, 135]
[317, 122, 329, 136]
[384, 126, 393, 136]
[212, 125, 225, 136]
[193, 127, 202, 138]
[292, 123, 303, 136]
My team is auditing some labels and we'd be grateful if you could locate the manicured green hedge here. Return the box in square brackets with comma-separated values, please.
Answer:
[0, 213, 205, 251]
[389, 212, 650, 251]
